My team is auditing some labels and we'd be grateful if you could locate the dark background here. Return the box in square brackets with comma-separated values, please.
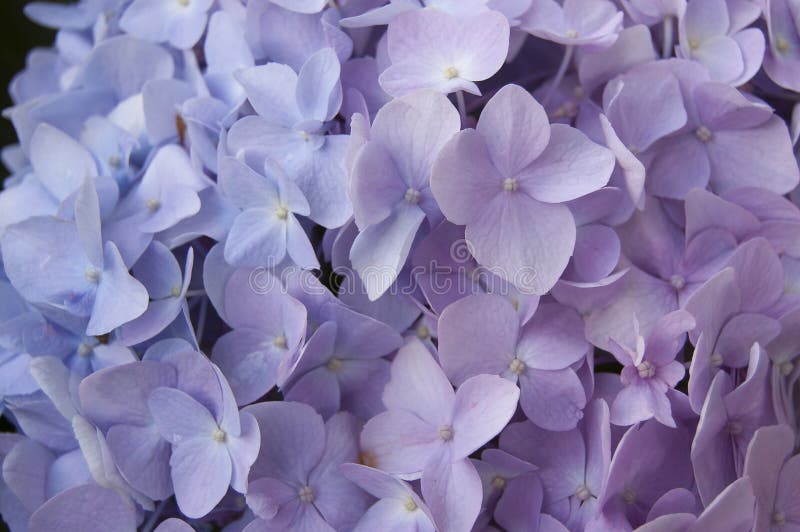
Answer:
[0, 0, 61, 180]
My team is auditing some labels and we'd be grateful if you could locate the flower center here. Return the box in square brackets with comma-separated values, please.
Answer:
[170, 285, 182, 297]
[773, 511, 787, 525]
[777, 37, 790, 53]
[727, 421, 743, 435]
[146, 198, 161, 211]
[273, 335, 288, 349]
[108, 155, 122, 169]
[275, 205, 289, 220]
[636, 361, 656, 379]
[565, 29, 578, 38]
[444, 66, 459, 80]
[404, 188, 421, 204]
[77, 343, 93, 357]
[212, 428, 226, 443]
[779, 361, 794, 376]
[438, 425, 453, 441]
[695, 125, 712, 143]
[416, 324, 430, 339]
[688, 38, 700, 50]
[575, 485, 592, 501]
[669, 274, 685, 290]
[503, 178, 518, 192]
[710, 352, 724, 368]
[491, 475, 506, 490]
[404, 496, 418, 512]
[359, 451, 377, 468]
[85, 268, 101, 283]
[508, 357, 526, 375]
[327, 357, 343, 372]
[298, 485, 315, 503]
[622, 487, 636, 505]
[178, 0, 191, 6]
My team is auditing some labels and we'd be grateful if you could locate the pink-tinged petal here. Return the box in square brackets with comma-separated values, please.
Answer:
[170, 436, 232, 518]
[466, 193, 576, 295]
[477, 84, 551, 176]
[743, 424, 795, 531]
[360, 409, 441, 476]
[518, 124, 614, 203]
[519, 367, 586, 430]
[350, 202, 426, 301]
[379, 61, 482, 97]
[28, 484, 136, 532]
[437, 293, 520, 386]
[495, 473, 544, 532]
[451, 374, 520, 460]
[518, 302, 588, 370]
[706, 117, 800, 195]
[244, 401, 325, 483]
[421, 457, 483, 532]
[430, 128, 505, 225]
[383, 338, 456, 425]
[383, 10, 508, 96]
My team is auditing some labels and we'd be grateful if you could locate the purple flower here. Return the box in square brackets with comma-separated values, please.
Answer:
[148, 369, 260, 518]
[341, 463, 437, 531]
[438, 293, 589, 430]
[242, 402, 369, 531]
[379, 8, 510, 96]
[431, 84, 615, 294]
[360, 338, 519, 531]
[119, 0, 213, 50]
[607, 310, 694, 427]
[349, 90, 460, 299]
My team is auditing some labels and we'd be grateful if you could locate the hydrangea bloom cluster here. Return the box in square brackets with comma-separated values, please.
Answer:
[1, 0, 800, 531]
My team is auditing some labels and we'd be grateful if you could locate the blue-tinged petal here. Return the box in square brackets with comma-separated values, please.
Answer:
[86, 242, 148, 336]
